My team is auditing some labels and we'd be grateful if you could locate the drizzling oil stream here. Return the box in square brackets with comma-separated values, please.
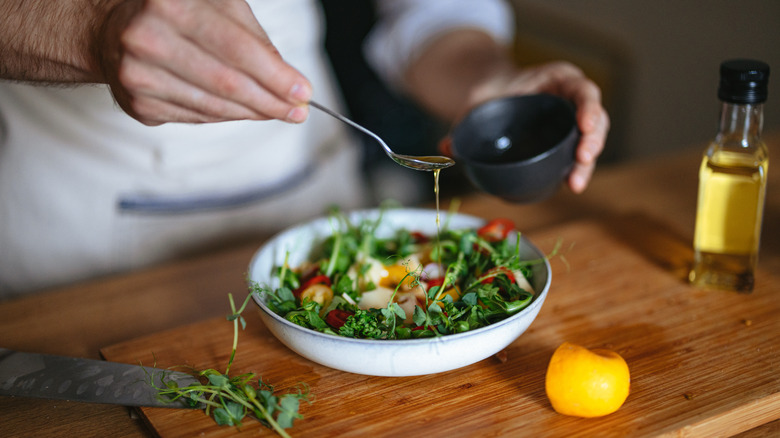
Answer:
[434, 169, 443, 269]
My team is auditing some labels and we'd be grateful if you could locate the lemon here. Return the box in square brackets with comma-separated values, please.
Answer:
[545, 342, 630, 417]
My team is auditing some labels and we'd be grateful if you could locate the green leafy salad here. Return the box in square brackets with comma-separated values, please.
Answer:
[252, 212, 544, 340]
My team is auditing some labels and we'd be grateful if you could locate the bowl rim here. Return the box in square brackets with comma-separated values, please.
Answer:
[248, 208, 551, 346]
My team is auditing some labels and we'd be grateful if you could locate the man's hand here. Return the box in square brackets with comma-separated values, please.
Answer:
[97, 0, 311, 125]
[0, 0, 311, 126]
[404, 30, 609, 193]
[469, 61, 610, 193]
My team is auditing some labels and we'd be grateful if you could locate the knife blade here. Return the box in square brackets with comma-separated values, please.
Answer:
[0, 348, 202, 408]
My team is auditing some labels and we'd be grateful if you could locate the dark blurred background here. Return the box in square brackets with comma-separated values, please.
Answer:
[319, 0, 456, 206]
[319, 0, 780, 205]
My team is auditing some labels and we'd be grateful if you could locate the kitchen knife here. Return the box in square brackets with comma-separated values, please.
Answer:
[0, 348, 201, 408]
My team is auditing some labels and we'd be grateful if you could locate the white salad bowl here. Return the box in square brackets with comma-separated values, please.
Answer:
[248, 208, 551, 377]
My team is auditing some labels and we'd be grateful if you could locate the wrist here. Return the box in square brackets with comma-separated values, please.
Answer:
[403, 29, 515, 123]
[462, 60, 518, 115]
[0, 0, 125, 83]
[91, 0, 140, 85]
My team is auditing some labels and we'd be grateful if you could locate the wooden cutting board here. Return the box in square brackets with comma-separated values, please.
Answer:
[101, 216, 780, 438]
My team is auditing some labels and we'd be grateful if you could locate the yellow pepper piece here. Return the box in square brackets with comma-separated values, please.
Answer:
[379, 264, 418, 289]
[435, 285, 461, 309]
[299, 284, 333, 308]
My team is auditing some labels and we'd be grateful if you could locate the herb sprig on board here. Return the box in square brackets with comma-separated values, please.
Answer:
[148, 293, 311, 437]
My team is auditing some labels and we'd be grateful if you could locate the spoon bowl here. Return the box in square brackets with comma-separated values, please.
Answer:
[309, 101, 454, 172]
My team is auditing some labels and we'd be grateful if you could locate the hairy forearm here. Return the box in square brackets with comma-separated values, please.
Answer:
[402, 29, 515, 122]
[0, 0, 119, 83]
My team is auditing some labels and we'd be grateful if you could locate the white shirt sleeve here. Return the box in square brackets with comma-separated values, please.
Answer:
[364, 0, 515, 90]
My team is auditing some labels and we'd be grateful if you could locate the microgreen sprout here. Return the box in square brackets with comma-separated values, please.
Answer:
[147, 293, 311, 437]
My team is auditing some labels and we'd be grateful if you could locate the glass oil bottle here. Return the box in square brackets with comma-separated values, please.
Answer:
[690, 59, 770, 293]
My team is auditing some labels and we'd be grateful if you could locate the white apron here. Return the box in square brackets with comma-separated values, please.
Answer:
[0, 0, 368, 297]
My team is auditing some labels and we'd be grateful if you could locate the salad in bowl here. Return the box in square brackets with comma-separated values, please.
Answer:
[248, 208, 551, 376]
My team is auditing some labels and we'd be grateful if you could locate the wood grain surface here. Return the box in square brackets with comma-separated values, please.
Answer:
[3, 137, 778, 437]
[101, 219, 780, 438]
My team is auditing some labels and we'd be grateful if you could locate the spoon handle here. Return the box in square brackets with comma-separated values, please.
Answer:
[308, 100, 454, 171]
[308, 100, 392, 156]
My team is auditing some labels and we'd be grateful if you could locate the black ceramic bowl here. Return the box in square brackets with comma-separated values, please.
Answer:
[451, 94, 580, 203]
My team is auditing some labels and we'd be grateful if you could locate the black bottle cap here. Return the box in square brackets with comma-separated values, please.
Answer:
[718, 59, 770, 104]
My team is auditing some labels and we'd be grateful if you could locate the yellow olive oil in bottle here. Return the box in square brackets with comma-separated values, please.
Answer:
[690, 59, 770, 293]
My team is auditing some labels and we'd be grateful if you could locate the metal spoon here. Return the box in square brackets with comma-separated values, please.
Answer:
[309, 100, 455, 171]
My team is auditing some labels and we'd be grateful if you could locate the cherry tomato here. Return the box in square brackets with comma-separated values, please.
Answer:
[325, 309, 354, 329]
[294, 274, 331, 297]
[477, 218, 516, 242]
[410, 231, 430, 243]
[480, 266, 516, 284]
[426, 277, 445, 288]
